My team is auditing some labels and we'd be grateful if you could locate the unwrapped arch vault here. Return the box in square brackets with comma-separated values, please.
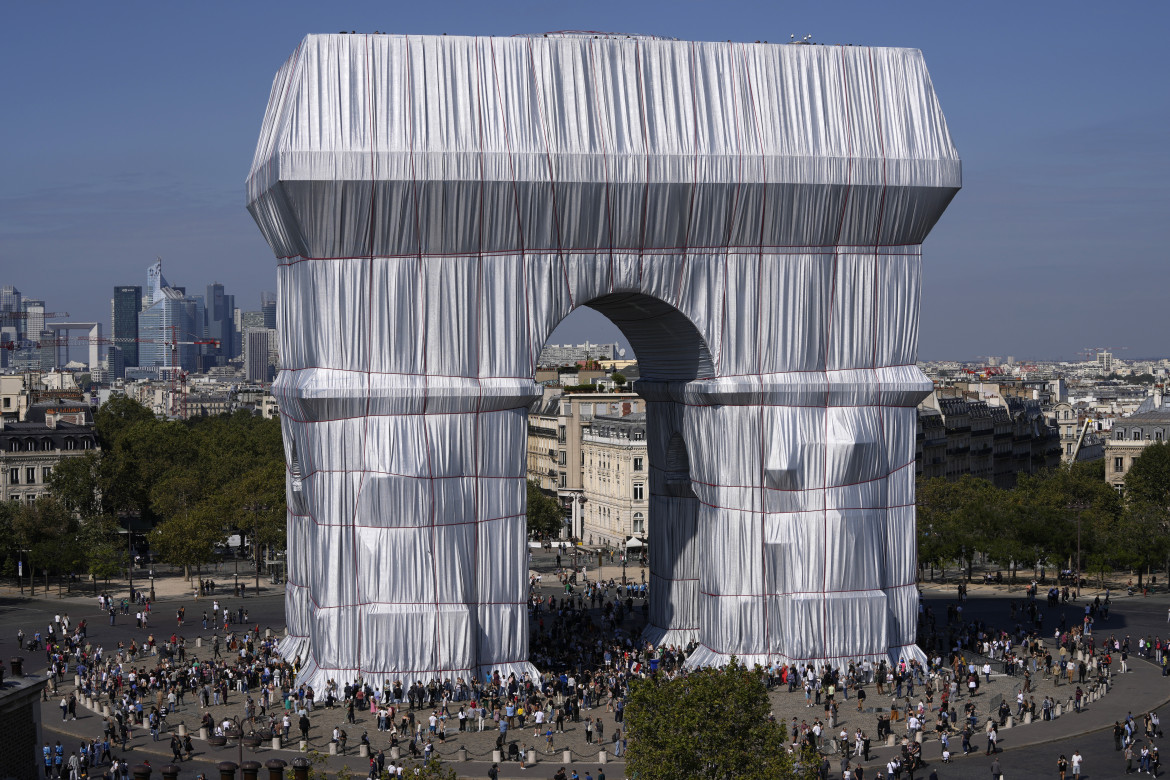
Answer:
[247, 32, 960, 688]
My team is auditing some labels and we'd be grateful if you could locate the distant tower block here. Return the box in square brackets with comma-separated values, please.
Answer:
[247, 33, 961, 688]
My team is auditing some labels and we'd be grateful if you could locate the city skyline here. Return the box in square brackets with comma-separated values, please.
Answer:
[1, 2, 1165, 361]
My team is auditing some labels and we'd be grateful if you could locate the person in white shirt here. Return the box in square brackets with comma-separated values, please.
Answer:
[1071, 749, 1083, 776]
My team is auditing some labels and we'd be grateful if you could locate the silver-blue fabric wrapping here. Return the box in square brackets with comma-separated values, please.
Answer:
[247, 32, 960, 687]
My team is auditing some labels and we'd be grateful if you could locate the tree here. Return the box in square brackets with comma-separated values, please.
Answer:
[526, 480, 563, 539]
[150, 503, 224, 574]
[625, 659, 816, 780]
[48, 451, 103, 518]
[611, 372, 627, 388]
[1125, 442, 1170, 508]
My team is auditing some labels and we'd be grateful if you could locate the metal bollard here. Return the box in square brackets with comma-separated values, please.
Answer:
[132, 766, 152, 780]
[218, 762, 239, 780]
[241, 761, 262, 780]
[265, 758, 287, 780]
[291, 757, 311, 780]
[161, 766, 180, 780]
[10, 657, 23, 677]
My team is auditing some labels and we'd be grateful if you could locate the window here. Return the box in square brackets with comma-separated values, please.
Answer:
[1, 397, 8, 408]
[558, 426, 566, 444]
[633, 457, 644, 472]
[633, 512, 645, 534]
[26, 467, 35, 484]
[1134, 430, 1144, 441]
[1115, 430, 1124, 440]
[42, 467, 51, 482]
[633, 430, 644, 441]
[1158, 430, 1165, 441]
[8, 468, 17, 485]
[1066, 443, 1073, 455]
[1115, 457, 1124, 473]
[559, 450, 566, 466]
[65, 438, 76, 450]
[26, 440, 34, 451]
[559, 472, 567, 489]
[633, 483, 644, 500]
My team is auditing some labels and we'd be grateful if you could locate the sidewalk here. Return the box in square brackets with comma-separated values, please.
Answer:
[0, 567, 283, 604]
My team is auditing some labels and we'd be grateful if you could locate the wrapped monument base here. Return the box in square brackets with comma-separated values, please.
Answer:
[247, 32, 959, 686]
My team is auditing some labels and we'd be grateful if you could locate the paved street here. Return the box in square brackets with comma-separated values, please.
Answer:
[6, 562, 1170, 777]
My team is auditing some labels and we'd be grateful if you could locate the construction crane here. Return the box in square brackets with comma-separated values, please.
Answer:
[0, 310, 69, 322]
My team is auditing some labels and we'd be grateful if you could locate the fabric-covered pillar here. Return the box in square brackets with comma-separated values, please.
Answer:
[274, 255, 541, 690]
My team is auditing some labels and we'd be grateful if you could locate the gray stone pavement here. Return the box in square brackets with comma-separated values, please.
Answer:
[14, 563, 1170, 777]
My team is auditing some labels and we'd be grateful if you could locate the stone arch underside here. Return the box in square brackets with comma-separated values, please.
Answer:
[247, 32, 961, 689]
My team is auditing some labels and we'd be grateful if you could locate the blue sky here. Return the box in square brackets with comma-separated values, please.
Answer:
[1, 1, 1165, 362]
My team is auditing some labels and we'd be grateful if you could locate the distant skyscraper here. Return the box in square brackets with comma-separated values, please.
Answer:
[261, 291, 277, 331]
[112, 285, 142, 374]
[205, 283, 237, 365]
[22, 300, 45, 351]
[138, 260, 199, 373]
[244, 328, 275, 383]
[0, 286, 18, 369]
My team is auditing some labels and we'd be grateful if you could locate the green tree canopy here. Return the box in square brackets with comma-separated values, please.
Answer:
[526, 480, 563, 539]
[625, 659, 815, 780]
[1125, 441, 1170, 507]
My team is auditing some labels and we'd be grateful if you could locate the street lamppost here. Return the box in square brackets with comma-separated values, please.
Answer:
[1067, 500, 1090, 599]
[19, 549, 31, 596]
[245, 503, 270, 594]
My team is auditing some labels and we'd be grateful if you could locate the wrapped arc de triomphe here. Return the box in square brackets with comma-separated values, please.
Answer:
[246, 32, 961, 691]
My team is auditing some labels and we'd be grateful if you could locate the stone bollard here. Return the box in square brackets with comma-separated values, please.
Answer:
[265, 758, 287, 780]
[103, 705, 111, 717]
[887, 735, 896, 747]
[529, 749, 538, 765]
[327, 741, 337, 755]
[241, 761, 262, 780]
[200, 726, 210, 740]
[1024, 712, 1033, 724]
[359, 744, 369, 758]
[75, 675, 81, 688]
[915, 732, 923, 744]
[598, 750, 607, 764]
[218, 761, 238, 780]
[456, 748, 467, 761]
[563, 750, 573, 764]
[299, 740, 307, 752]
[492, 750, 502, 763]
[271, 737, 282, 751]
[266, 629, 273, 639]
[390, 747, 400, 760]
[1054, 704, 1062, 718]
[178, 723, 188, 737]
[1004, 716, 1013, 729]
